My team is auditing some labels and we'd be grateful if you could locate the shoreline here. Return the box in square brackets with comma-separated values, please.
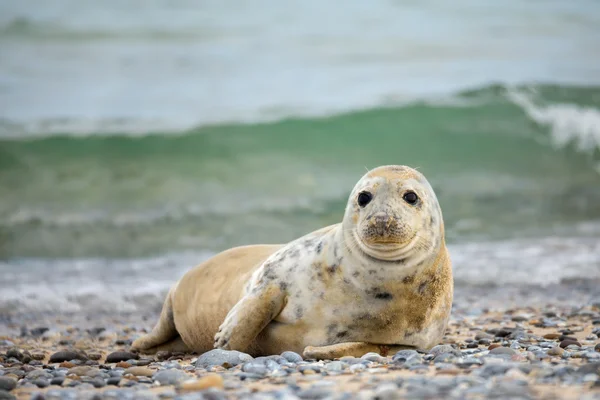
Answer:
[1, 281, 599, 399]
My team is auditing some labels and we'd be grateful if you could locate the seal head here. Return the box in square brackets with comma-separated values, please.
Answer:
[342, 165, 444, 263]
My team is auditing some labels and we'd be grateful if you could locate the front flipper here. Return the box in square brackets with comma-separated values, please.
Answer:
[214, 283, 285, 352]
[303, 342, 414, 360]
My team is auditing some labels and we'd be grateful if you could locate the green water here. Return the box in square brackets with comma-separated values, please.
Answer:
[1, 84, 599, 259]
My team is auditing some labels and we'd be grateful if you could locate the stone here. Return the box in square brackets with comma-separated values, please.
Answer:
[33, 379, 49, 388]
[434, 353, 458, 363]
[374, 383, 401, 400]
[107, 377, 121, 386]
[124, 367, 154, 377]
[25, 370, 53, 380]
[179, 374, 224, 391]
[241, 363, 268, 377]
[325, 361, 345, 372]
[152, 369, 190, 385]
[50, 376, 65, 386]
[559, 339, 581, 349]
[475, 331, 494, 340]
[429, 345, 461, 357]
[281, 351, 303, 363]
[547, 347, 564, 357]
[49, 351, 87, 363]
[0, 377, 16, 391]
[361, 352, 386, 363]
[543, 333, 561, 340]
[195, 349, 253, 369]
[576, 363, 600, 376]
[106, 351, 139, 363]
[0, 390, 16, 400]
[489, 347, 516, 356]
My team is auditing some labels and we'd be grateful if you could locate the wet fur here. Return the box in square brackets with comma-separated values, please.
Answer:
[131, 165, 453, 359]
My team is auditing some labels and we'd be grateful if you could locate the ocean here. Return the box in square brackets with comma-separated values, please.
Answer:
[1, 0, 600, 315]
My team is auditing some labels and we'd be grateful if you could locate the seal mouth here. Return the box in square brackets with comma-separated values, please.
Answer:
[351, 231, 417, 262]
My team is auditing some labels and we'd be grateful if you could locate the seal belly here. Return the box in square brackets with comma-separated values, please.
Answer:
[171, 244, 283, 353]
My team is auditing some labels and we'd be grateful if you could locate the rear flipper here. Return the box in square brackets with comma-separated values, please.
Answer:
[303, 342, 415, 360]
[131, 286, 180, 354]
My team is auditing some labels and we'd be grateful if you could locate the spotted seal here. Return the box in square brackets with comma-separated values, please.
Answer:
[131, 165, 453, 359]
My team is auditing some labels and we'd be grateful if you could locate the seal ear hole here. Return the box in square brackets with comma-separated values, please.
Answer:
[403, 191, 419, 205]
[357, 191, 373, 208]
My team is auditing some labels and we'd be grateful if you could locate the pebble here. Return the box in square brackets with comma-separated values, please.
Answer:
[33, 378, 49, 388]
[349, 364, 366, 373]
[547, 346, 565, 357]
[374, 383, 401, 400]
[124, 367, 154, 377]
[179, 374, 224, 391]
[325, 361, 345, 372]
[281, 351, 303, 363]
[361, 352, 387, 363]
[50, 376, 65, 386]
[429, 345, 461, 358]
[488, 347, 517, 356]
[195, 349, 253, 368]
[0, 391, 16, 400]
[49, 351, 87, 363]
[106, 351, 139, 363]
[152, 369, 190, 385]
[560, 339, 581, 349]
[241, 363, 268, 377]
[25, 370, 53, 380]
[0, 377, 16, 392]
[107, 376, 121, 386]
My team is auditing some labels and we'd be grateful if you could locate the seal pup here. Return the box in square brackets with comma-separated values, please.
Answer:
[131, 165, 453, 359]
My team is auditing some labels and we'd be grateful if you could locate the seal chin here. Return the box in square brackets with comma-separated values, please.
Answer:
[351, 231, 416, 262]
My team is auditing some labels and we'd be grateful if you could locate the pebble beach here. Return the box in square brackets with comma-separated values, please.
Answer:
[1, 283, 599, 400]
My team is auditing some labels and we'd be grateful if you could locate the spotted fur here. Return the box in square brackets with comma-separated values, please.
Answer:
[131, 165, 453, 359]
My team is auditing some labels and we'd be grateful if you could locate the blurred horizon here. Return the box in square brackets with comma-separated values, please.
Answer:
[1, 0, 600, 315]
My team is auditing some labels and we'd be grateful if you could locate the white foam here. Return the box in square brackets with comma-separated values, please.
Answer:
[507, 89, 600, 154]
[2, 234, 600, 314]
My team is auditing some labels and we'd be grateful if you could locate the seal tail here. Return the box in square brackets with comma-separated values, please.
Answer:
[131, 285, 180, 353]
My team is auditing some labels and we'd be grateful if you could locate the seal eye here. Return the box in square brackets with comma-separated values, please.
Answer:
[403, 191, 418, 205]
[357, 191, 373, 207]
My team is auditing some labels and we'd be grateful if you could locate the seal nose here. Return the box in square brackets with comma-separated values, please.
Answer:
[371, 212, 390, 236]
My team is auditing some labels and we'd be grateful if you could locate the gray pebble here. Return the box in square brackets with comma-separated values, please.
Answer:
[0, 390, 16, 400]
[325, 361, 345, 372]
[374, 383, 401, 400]
[434, 352, 458, 363]
[107, 376, 122, 386]
[152, 369, 189, 385]
[195, 349, 253, 368]
[241, 363, 269, 377]
[106, 351, 139, 363]
[349, 364, 366, 373]
[49, 351, 87, 363]
[392, 350, 419, 363]
[33, 378, 50, 388]
[0, 377, 16, 392]
[476, 364, 512, 378]
[429, 344, 461, 357]
[50, 376, 65, 386]
[25, 370, 53, 381]
[489, 347, 516, 356]
[281, 351, 303, 363]
[296, 386, 333, 399]
[361, 352, 386, 363]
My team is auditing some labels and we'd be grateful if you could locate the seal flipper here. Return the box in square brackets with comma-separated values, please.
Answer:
[131, 286, 179, 353]
[214, 283, 286, 353]
[303, 342, 415, 360]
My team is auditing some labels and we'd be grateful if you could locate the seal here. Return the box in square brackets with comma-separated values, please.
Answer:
[131, 165, 453, 359]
